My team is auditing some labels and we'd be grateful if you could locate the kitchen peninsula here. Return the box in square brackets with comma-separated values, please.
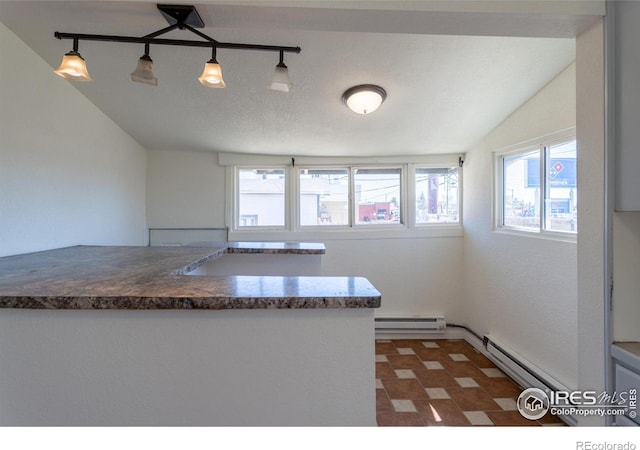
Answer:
[0, 244, 380, 426]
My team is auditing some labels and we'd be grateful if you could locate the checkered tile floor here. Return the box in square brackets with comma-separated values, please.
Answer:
[375, 339, 565, 426]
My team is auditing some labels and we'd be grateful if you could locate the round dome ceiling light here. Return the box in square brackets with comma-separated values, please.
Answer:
[342, 84, 387, 115]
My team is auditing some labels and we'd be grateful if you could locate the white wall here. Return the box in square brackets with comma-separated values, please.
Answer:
[146, 149, 225, 229]
[576, 19, 607, 426]
[613, 212, 640, 342]
[462, 62, 578, 388]
[0, 23, 147, 257]
[145, 150, 465, 319]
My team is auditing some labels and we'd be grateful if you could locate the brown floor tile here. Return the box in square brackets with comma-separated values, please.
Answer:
[474, 377, 522, 398]
[375, 342, 399, 355]
[448, 387, 501, 411]
[437, 340, 473, 353]
[413, 347, 451, 362]
[376, 412, 425, 426]
[376, 389, 394, 412]
[382, 378, 430, 400]
[376, 339, 548, 427]
[386, 354, 427, 370]
[414, 399, 471, 426]
[464, 350, 497, 368]
[376, 362, 398, 379]
[413, 369, 460, 388]
[486, 410, 541, 426]
[441, 360, 487, 378]
[391, 339, 430, 351]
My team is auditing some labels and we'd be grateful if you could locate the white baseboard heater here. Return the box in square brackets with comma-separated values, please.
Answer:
[375, 317, 446, 333]
[484, 335, 576, 426]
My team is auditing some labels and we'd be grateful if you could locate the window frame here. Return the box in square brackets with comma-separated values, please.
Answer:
[234, 166, 289, 231]
[494, 129, 577, 241]
[223, 153, 464, 239]
[412, 164, 462, 227]
[351, 165, 405, 229]
[296, 166, 352, 230]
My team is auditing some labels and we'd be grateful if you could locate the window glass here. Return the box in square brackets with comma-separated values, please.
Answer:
[237, 169, 285, 227]
[354, 168, 401, 225]
[502, 150, 540, 230]
[415, 167, 459, 224]
[299, 169, 350, 226]
[545, 140, 577, 232]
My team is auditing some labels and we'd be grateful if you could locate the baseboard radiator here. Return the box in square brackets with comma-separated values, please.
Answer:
[484, 335, 576, 426]
[375, 317, 446, 334]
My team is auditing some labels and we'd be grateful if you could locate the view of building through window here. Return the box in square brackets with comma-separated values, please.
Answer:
[415, 167, 459, 224]
[299, 169, 349, 226]
[503, 150, 541, 230]
[237, 164, 462, 229]
[354, 168, 401, 225]
[237, 169, 285, 227]
[502, 139, 577, 233]
[545, 140, 577, 232]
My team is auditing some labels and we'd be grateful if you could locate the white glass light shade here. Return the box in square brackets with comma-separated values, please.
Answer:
[131, 55, 157, 86]
[198, 60, 226, 88]
[54, 51, 93, 82]
[269, 64, 292, 92]
[342, 85, 387, 115]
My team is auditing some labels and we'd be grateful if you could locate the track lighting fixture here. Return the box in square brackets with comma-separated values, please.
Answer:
[53, 4, 300, 91]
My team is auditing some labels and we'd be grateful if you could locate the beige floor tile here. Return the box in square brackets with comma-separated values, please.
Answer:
[463, 411, 494, 426]
[392, 399, 417, 413]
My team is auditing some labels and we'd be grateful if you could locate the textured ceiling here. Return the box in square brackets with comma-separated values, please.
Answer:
[0, 1, 594, 156]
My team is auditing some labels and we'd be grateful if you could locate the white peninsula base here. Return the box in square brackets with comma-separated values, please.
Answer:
[0, 308, 375, 426]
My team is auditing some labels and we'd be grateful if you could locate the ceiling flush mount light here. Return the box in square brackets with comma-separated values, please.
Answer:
[130, 43, 157, 86]
[54, 38, 92, 81]
[342, 84, 387, 115]
[270, 50, 292, 92]
[53, 4, 300, 90]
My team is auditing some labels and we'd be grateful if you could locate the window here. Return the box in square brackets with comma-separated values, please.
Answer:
[226, 155, 462, 235]
[354, 168, 401, 225]
[237, 168, 286, 228]
[299, 169, 349, 226]
[415, 167, 459, 224]
[544, 140, 577, 233]
[497, 136, 577, 235]
[502, 149, 541, 230]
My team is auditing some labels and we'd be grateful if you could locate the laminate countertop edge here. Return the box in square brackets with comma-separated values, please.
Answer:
[0, 245, 380, 310]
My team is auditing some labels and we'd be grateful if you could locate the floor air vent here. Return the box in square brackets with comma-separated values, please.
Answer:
[375, 317, 446, 333]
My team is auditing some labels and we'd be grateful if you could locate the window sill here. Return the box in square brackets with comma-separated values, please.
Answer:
[229, 225, 463, 241]
[493, 227, 577, 243]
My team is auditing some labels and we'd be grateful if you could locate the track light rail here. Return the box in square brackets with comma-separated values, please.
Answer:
[52, 4, 299, 90]
[54, 32, 301, 55]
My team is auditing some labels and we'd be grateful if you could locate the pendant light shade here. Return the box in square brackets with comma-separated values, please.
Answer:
[342, 85, 387, 115]
[270, 64, 292, 92]
[54, 50, 93, 82]
[270, 51, 292, 92]
[199, 60, 226, 88]
[199, 48, 226, 88]
[131, 54, 157, 86]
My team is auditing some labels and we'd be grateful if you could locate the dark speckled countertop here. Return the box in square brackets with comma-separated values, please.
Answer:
[0, 245, 381, 310]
